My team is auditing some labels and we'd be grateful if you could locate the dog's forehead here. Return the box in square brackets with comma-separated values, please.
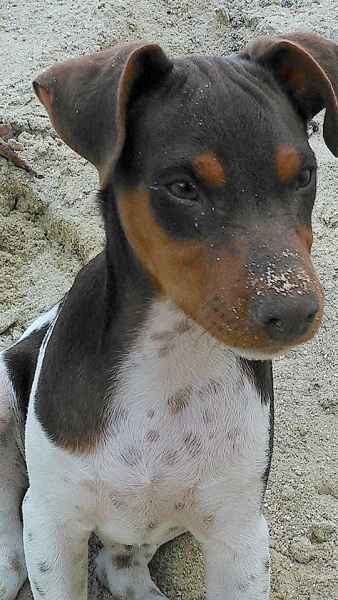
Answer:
[130, 55, 308, 177]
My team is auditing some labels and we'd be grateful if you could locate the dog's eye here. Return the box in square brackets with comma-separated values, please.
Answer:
[296, 167, 313, 189]
[166, 180, 199, 202]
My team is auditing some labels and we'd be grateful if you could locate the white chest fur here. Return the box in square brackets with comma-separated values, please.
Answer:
[25, 300, 270, 546]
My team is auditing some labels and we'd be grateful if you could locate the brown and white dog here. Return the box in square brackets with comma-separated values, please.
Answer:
[0, 32, 337, 600]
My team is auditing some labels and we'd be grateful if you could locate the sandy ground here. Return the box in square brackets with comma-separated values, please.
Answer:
[0, 1, 337, 599]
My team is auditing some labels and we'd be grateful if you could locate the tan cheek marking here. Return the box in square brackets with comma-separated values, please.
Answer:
[192, 151, 227, 187]
[119, 186, 323, 352]
[119, 186, 261, 349]
[120, 189, 254, 347]
[119, 185, 208, 317]
[276, 144, 302, 181]
[197, 256, 257, 349]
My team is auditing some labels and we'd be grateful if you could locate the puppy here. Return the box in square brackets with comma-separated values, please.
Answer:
[0, 32, 337, 600]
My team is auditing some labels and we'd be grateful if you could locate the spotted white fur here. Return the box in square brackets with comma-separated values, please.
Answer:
[0, 306, 61, 599]
[18, 299, 271, 599]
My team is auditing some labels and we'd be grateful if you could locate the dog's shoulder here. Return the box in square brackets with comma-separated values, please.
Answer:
[1, 251, 107, 422]
[2, 303, 61, 418]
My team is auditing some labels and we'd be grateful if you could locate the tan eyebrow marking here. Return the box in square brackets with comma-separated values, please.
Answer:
[276, 144, 302, 181]
[192, 151, 227, 187]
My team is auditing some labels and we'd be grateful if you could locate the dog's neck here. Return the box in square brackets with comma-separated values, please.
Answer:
[98, 184, 155, 337]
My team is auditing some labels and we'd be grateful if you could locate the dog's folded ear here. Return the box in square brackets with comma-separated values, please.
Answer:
[242, 33, 338, 156]
[33, 44, 173, 186]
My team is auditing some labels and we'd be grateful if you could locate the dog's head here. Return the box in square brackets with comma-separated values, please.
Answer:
[34, 34, 338, 359]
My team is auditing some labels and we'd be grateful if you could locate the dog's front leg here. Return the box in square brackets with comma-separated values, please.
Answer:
[22, 489, 90, 600]
[0, 356, 28, 600]
[201, 513, 270, 600]
[23, 402, 91, 600]
[0, 423, 28, 600]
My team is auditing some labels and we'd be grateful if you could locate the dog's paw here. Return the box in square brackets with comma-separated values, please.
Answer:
[95, 545, 168, 600]
[0, 543, 27, 600]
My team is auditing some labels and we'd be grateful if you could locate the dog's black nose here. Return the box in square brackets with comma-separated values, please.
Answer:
[251, 292, 319, 343]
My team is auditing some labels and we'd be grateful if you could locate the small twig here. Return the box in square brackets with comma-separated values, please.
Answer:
[0, 123, 44, 178]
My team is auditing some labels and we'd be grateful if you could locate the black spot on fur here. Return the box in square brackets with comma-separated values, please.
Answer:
[182, 431, 202, 456]
[237, 573, 257, 591]
[115, 553, 132, 570]
[38, 560, 52, 574]
[167, 388, 190, 413]
[32, 581, 46, 596]
[162, 448, 180, 465]
[240, 358, 273, 406]
[146, 429, 160, 442]
[121, 444, 142, 466]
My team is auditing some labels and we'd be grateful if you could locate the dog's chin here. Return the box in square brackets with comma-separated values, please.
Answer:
[228, 345, 293, 361]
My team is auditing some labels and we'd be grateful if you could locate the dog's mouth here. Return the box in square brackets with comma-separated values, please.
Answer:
[188, 236, 325, 359]
[226, 344, 295, 362]
[196, 283, 324, 360]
